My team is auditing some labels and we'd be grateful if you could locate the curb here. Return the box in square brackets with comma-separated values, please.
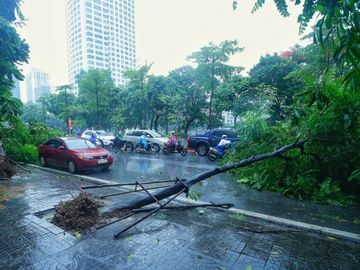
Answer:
[26, 164, 360, 243]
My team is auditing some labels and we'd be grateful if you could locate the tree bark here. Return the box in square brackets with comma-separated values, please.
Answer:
[102, 140, 307, 215]
[184, 118, 194, 137]
[208, 63, 215, 130]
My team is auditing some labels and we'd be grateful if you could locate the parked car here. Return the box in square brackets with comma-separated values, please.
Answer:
[81, 130, 115, 146]
[123, 129, 168, 150]
[38, 137, 113, 173]
[187, 129, 239, 156]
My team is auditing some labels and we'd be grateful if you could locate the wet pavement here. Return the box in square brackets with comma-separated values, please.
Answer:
[84, 150, 360, 234]
[0, 167, 359, 269]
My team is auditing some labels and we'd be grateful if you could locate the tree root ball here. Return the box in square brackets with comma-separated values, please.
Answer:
[0, 158, 15, 179]
[53, 192, 100, 231]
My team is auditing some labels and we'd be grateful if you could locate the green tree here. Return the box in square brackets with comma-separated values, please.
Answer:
[0, 0, 25, 23]
[147, 75, 175, 132]
[21, 103, 43, 123]
[77, 69, 114, 128]
[169, 66, 207, 136]
[123, 64, 152, 128]
[0, 1, 29, 123]
[188, 40, 243, 129]
[249, 54, 301, 121]
[233, 0, 360, 90]
[214, 76, 275, 125]
[46, 85, 76, 130]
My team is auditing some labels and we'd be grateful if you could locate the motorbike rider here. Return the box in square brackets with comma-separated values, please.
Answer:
[113, 132, 126, 150]
[138, 132, 150, 151]
[216, 135, 231, 157]
[89, 132, 97, 145]
[168, 131, 177, 150]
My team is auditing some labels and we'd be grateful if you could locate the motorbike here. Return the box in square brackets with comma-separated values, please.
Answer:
[207, 143, 232, 161]
[110, 136, 133, 152]
[134, 139, 160, 153]
[162, 141, 187, 156]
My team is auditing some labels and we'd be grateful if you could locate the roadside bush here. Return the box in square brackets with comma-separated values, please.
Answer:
[0, 120, 64, 163]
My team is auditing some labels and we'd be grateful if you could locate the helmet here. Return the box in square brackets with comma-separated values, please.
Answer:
[222, 135, 227, 139]
[171, 131, 175, 134]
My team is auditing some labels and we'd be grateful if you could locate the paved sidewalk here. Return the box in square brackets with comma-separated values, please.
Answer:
[0, 167, 359, 270]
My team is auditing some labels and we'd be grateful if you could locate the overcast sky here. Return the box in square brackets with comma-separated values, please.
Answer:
[17, 0, 308, 101]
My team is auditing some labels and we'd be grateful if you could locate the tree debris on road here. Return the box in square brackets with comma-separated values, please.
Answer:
[53, 192, 100, 230]
[0, 141, 16, 180]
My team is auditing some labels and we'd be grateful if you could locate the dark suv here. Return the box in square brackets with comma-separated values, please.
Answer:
[187, 129, 238, 156]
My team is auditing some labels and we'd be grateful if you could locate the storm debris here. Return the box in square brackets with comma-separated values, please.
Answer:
[0, 142, 15, 179]
[53, 192, 100, 231]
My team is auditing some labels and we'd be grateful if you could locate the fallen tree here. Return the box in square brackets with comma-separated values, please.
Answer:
[102, 139, 307, 215]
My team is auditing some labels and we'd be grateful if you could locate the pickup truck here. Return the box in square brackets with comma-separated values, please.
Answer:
[187, 129, 239, 156]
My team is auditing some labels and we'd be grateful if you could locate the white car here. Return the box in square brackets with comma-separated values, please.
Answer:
[81, 130, 115, 146]
[123, 129, 168, 149]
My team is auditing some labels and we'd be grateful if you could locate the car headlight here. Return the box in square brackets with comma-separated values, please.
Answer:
[78, 155, 94, 160]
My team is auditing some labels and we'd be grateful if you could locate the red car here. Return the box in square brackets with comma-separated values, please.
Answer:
[38, 137, 113, 173]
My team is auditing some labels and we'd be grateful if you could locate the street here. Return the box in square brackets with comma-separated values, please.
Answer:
[0, 167, 359, 270]
[83, 150, 360, 234]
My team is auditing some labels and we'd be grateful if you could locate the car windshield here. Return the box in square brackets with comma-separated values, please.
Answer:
[150, 131, 163, 138]
[95, 131, 109, 136]
[226, 131, 238, 138]
[66, 139, 97, 149]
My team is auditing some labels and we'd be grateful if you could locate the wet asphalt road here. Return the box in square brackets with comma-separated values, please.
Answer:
[81, 149, 360, 234]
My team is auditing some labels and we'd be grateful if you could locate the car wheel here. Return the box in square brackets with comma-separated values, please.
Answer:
[68, 159, 77, 174]
[125, 141, 134, 152]
[180, 148, 188, 156]
[208, 151, 217, 161]
[40, 155, 47, 167]
[153, 143, 160, 153]
[162, 147, 169, 155]
[196, 144, 209, 156]
[134, 143, 142, 153]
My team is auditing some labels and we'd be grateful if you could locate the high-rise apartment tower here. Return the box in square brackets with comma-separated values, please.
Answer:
[65, 0, 136, 87]
[25, 69, 50, 103]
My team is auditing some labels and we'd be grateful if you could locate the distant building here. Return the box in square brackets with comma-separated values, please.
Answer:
[11, 77, 21, 99]
[25, 69, 50, 103]
[222, 111, 235, 127]
[65, 0, 136, 87]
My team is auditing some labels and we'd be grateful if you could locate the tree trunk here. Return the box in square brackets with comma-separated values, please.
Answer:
[102, 140, 306, 215]
[184, 118, 194, 137]
[165, 111, 168, 134]
[154, 115, 161, 132]
[150, 114, 154, 130]
[208, 64, 215, 130]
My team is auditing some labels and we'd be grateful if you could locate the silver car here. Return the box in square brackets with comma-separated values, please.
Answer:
[81, 130, 115, 146]
[123, 129, 168, 149]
